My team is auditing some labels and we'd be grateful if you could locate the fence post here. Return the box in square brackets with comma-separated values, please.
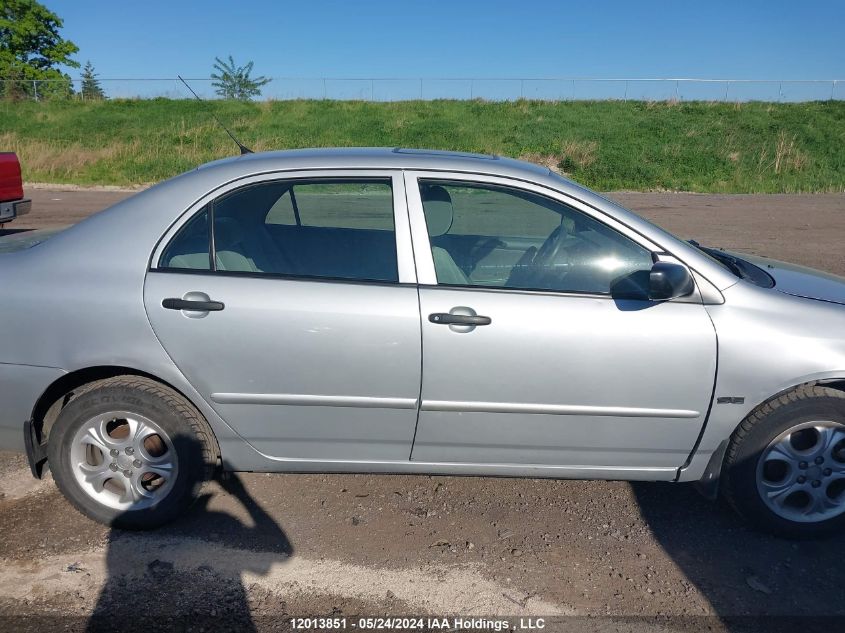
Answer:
[832, 80, 837, 101]
[724, 81, 730, 101]
[322, 78, 327, 100]
[779, 81, 783, 102]
[33, 80, 38, 102]
[675, 80, 679, 101]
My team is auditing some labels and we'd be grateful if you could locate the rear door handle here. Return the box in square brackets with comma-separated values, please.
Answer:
[162, 298, 225, 311]
[429, 313, 491, 326]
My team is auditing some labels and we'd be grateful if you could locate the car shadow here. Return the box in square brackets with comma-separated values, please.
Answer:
[85, 471, 293, 633]
[631, 481, 843, 631]
[0, 228, 32, 236]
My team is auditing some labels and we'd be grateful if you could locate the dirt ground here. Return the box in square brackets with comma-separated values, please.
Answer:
[0, 188, 843, 632]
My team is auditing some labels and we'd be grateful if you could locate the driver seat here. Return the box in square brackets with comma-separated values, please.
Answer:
[420, 185, 468, 285]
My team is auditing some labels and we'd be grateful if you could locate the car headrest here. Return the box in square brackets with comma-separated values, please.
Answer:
[214, 217, 244, 251]
[421, 185, 454, 237]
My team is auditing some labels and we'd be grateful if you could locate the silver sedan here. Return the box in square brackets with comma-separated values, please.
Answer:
[1, 148, 844, 536]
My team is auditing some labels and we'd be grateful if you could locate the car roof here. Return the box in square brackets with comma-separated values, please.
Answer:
[198, 147, 554, 181]
[14, 146, 738, 293]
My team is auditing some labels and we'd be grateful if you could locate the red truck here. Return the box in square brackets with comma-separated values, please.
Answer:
[0, 152, 31, 225]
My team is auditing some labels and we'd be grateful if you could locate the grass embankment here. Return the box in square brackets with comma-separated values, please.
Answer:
[1, 99, 843, 192]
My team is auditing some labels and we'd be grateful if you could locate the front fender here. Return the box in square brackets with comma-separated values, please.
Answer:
[680, 281, 845, 483]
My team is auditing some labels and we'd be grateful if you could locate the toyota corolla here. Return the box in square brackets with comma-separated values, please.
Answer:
[1, 148, 844, 536]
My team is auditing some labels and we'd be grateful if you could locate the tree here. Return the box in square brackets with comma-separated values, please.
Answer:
[80, 60, 104, 99]
[210, 55, 270, 100]
[0, 0, 79, 99]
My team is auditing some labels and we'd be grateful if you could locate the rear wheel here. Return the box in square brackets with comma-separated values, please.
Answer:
[47, 376, 217, 529]
[722, 384, 845, 538]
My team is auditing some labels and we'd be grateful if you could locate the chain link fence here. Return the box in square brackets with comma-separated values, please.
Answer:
[2, 77, 843, 102]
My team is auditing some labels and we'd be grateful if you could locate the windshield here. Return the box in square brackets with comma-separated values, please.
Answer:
[0, 228, 66, 253]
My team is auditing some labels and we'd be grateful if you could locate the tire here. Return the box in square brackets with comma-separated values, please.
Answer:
[47, 375, 218, 530]
[722, 384, 845, 538]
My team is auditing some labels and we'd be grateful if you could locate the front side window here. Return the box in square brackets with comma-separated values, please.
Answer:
[160, 178, 398, 283]
[418, 179, 653, 295]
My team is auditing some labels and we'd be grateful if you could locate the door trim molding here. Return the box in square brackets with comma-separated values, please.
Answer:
[210, 392, 418, 409]
[209, 394, 697, 418]
[421, 399, 700, 418]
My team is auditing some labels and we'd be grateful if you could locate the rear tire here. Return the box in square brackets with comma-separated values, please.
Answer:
[47, 376, 217, 530]
[722, 384, 845, 538]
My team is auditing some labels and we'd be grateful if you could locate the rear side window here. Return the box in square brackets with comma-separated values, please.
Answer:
[290, 183, 394, 230]
[159, 178, 398, 283]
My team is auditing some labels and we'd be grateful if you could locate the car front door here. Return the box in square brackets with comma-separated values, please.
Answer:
[144, 171, 421, 463]
[405, 172, 717, 475]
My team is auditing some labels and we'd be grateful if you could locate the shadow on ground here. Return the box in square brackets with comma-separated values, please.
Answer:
[632, 481, 843, 631]
[86, 473, 293, 633]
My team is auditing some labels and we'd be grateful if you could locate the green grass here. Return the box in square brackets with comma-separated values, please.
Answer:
[2, 98, 844, 192]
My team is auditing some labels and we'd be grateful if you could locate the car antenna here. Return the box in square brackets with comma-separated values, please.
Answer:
[177, 75, 253, 155]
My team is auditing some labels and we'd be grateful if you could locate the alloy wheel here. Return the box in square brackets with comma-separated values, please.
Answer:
[69, 411, 178, 511]
[756, 421, 845, 523]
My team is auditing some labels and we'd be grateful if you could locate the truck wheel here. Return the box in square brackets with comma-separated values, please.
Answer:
[722, 384, 845, 538]
[47, 376, 217, 530]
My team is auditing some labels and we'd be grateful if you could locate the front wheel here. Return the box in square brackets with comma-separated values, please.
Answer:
[722, 384, 845, 538]
[47, 376, 217, 529]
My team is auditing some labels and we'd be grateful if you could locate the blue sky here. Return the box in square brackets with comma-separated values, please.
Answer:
[50, 0, 844, 79]
[46, 1, 844, 101]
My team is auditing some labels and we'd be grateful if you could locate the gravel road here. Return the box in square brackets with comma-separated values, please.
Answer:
[1, 188, 843, 632]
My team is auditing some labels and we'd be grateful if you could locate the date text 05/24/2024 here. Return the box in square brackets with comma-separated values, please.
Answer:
[290, 617, 546, 631]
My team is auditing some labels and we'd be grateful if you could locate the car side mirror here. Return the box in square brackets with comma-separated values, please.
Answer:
[649, 261, 694, 301]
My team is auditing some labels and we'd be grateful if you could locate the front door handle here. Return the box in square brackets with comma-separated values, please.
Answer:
[429, 313, 491, 326]
[162, 298, 225, 311]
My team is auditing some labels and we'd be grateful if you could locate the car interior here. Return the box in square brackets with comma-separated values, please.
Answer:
[420, 181, 654, 295]
[161, 178, 653, 296]
[161, 180, 400, 282]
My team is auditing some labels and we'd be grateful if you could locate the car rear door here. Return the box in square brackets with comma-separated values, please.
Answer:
[405, 171, 717, 475]
[144, 171, 421, 463]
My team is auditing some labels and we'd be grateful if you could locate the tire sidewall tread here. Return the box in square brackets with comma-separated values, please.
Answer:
[47, 376, 216, 530]
[722, 384, 845, 538]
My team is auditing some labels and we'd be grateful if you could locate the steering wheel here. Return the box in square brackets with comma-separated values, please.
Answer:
[532, 223, 567, 271]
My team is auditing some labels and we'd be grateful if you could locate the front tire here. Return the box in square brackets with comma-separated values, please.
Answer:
[722, 384, 845, 538]
[47, 376, 217, 530]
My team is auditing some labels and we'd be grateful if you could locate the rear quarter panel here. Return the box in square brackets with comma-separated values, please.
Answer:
[0, 172, 261, 465]
[0, 364, 65, 451]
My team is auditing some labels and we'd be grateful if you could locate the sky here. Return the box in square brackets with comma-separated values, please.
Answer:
[46, 0, 845, 100]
